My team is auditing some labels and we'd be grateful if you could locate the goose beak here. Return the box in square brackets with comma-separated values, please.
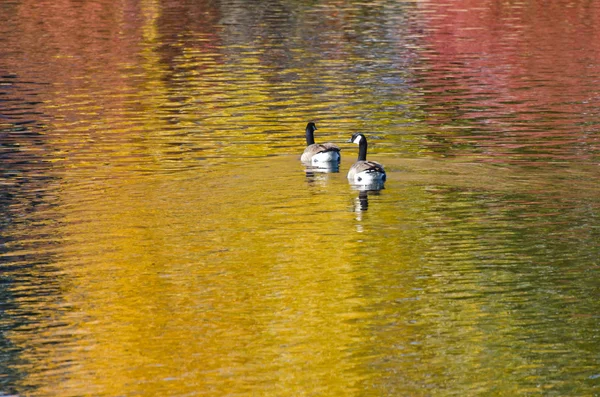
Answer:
[347, 138, 353, 143]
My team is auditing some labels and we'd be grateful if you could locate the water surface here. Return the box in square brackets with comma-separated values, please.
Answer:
[1, 0, 600, 396]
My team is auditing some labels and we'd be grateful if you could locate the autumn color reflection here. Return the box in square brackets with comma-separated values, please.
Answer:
[1, 0, 600, 396]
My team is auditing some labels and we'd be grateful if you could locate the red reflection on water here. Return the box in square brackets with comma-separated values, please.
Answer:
[4, 0, 222, 89]
[415, 0, 600, 162]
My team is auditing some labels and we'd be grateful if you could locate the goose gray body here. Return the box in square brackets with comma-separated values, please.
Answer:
[301, 122, 341, 165]
[347, 133, 386, 185]
[347, 160, 386, 182]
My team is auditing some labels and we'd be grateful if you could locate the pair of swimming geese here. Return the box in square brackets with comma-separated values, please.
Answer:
[301, 122, 386, 185]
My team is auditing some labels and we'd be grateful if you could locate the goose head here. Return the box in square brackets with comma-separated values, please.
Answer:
[348, 133, 366, 145]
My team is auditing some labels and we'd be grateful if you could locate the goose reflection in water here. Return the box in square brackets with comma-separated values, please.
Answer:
[304, 161, 339, 174]
[304, 163, 340, 188]
[352, 182, 384, 212]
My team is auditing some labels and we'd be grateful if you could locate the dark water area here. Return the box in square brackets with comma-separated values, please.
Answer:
[1, 0, 600, 396]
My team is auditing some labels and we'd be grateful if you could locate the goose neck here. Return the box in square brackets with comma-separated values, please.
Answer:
[358, 140, 368, 161]
[305, 126, 315, 146]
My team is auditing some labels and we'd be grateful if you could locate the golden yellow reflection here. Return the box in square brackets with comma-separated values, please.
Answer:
[36, 158, 376, 396]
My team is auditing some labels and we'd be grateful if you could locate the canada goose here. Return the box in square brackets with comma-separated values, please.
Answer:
[301, 122, 341, 165]
[347, 133, 386, 185]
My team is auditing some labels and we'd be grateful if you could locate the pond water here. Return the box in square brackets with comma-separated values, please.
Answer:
[2, 0, 600, 395]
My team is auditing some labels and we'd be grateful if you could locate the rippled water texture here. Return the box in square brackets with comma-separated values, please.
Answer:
[2, 0, 600, 396]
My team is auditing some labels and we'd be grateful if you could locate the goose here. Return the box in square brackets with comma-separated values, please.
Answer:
[347, 133, 386, 185]
[300, 122, 341, 165]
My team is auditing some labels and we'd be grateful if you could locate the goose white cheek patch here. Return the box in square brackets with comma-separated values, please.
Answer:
[353, 135, 363, 144]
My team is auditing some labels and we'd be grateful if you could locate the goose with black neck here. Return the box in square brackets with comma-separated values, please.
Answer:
[300, 122, 341, 167]
[347, 133, 386, 187]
